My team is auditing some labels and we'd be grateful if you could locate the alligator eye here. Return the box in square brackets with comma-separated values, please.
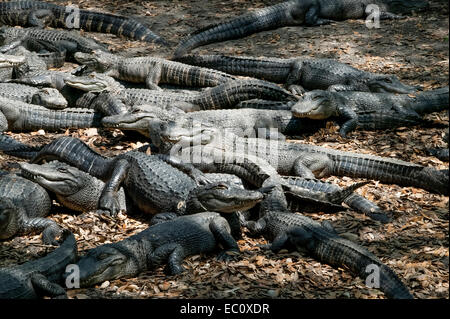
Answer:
[57, 167, 68, 173]
[97, 253, 110, 260]
[214, 184, 229, 190]
[385, 78, 392, 83]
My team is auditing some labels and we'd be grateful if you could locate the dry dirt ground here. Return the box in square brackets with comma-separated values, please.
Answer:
[0, 0, 448, 299]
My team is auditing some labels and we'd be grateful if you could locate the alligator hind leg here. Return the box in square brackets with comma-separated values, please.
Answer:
[21, 217, 62, 246]
[145, 63, 163, 90]
[28, 9, 54, 28]
[31, 273, 68, 299]
[210, 217, 240, 261]
[293, 153, 333, 178]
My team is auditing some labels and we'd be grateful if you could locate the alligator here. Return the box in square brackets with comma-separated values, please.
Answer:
[428, 130, 449, 162]
[20, 161, 127, 213]
[66, 212, 239, 287]
[65, 76, 298, 112]
[159, 127, 449, 195]
[101, 103, 326, 140]
[243, 210, 413, 299]
[0, 0, 167, 44]
[0, 52, 25, 80]
[0, 132, 41, 159]
[0, 96, 102, 132]
[0, 230, 77, 299]
[292, 87, 449, 137]
[0, 26, 107, 58]
[0, 172, 62, 244]
[0, 83, 67, 109]
[74, 50, 237, 90]
[30, 136, 268, 217]
[175, 54, 419, 94]
[173, 0, 429, 57]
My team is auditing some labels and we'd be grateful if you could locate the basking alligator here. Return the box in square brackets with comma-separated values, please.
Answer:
[0, 173, 61, 244]
[74, 50, 237, 90]
[0, 83, 67, 109]
[175, 55, 419, 94]
[160, 128, 448, 195]
[67, 212, 239, 287]
[0, 230, 77, 299]
[173, 0, 429, 57]
[0, 0, 167, 44]
[20, 161, 127, 213]
[30, 136, 267, 217]
[65, 76, 298, 112]
[243, 210, 413, 299]
[0, 96, 101, 132]
[101, 103, 326, 140]
[292, 87, 449, 137]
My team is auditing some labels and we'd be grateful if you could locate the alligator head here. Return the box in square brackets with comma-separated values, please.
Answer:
[0, 198, 20, 240]
[32, 88, 68, 109]
[74, 50, 118, 73]
[69, 241, 145, 287]
[367, 75, 419, 94]
[64, 72, 124, 93]
[0, 54, 25, 68]
[187, 182, 266, 213]
[383, 0, 429, 14]
[291, 90, 337, 119]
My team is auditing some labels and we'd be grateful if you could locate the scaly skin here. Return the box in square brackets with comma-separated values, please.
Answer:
[0, 173, 61, 244]
[292, 87, 449, 137]
[0, 133, 41, 159]
[65, 77, 298, 112]
[0, 83, 67, 109]
[244, 210, 413, 299]
[173, 0, 428, 57]
[175, 54, 419, 94]
[74, 50, 237, 90]
[30, 136, 266, 217]
[0, 230, 77, 299]
[67, 212, 238, 287]
[0, 96, 102, 132]
[0, 0, 166, 44]
[159, 128, 449, 195]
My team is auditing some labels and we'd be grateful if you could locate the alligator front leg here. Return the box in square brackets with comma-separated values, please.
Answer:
[305, 7, 334, 26]
[98, 159, 130, 217]
[338, 108, 358, 138]
[28, 9, 55, 28]
[31, 273, 68, 299]
[209, 217, 240, 261]
[149, 243, 187, 275]
[156, 154, 211, 185]
[292, 153, 333, 178]
[21, 217, 62, 246]
[145, 64, 163, 90]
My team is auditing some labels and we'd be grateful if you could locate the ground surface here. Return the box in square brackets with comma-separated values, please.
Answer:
[0, 0, 448, 299]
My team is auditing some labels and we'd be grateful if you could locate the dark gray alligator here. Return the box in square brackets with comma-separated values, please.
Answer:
[0, 230, 77, 299]
[292, 87, 449, 137]
[101, 103, 326, 140]
[173, 0, 429, 57]
[66, 212, 238, 287]
[0, 96, 102, 132]
[0, 172, 61, 244]
[65, 76, 298, 112]
[0, 0, 167, 44]
[243, 210, 413, 299]
[30, 136, 267, 217]
[175, 54, 419, 94]
[0, 83, 67, 109]
[74, 50, 237, 90]
[160, 128, 448, 195]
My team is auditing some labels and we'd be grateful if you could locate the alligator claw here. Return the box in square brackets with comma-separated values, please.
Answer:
[98, 193, 120, 217]
[217, 249, 240, 262]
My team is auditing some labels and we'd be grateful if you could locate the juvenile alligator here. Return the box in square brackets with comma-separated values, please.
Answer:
[21, 161, 127, 213]
[173, 0, 429, 57]
[0, 172, 61, 244]
[0, 0, 167, 44]
[74, 50, 237, 90]
[67, 212, 239, 287]
[0, 83, 67, 109]
[243, 210, 413, 299]
[0, 230, 77, 299]
[101, 104, 326, 140]
[0, 96, 102, 132]
[30, 136, 267, 217]
[292, 87, 449, 137]
[65, 77, 298, 112]
[175, 55, 419, 94]
[160, 128, 449, 195]
[0, 26, 106, 57]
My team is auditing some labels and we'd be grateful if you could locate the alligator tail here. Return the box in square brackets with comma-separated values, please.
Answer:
[325, 181, 369, 204]
[0, 133, 40, 159]
[173, 1, 292, 58]
[31, 136, 113, 178]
